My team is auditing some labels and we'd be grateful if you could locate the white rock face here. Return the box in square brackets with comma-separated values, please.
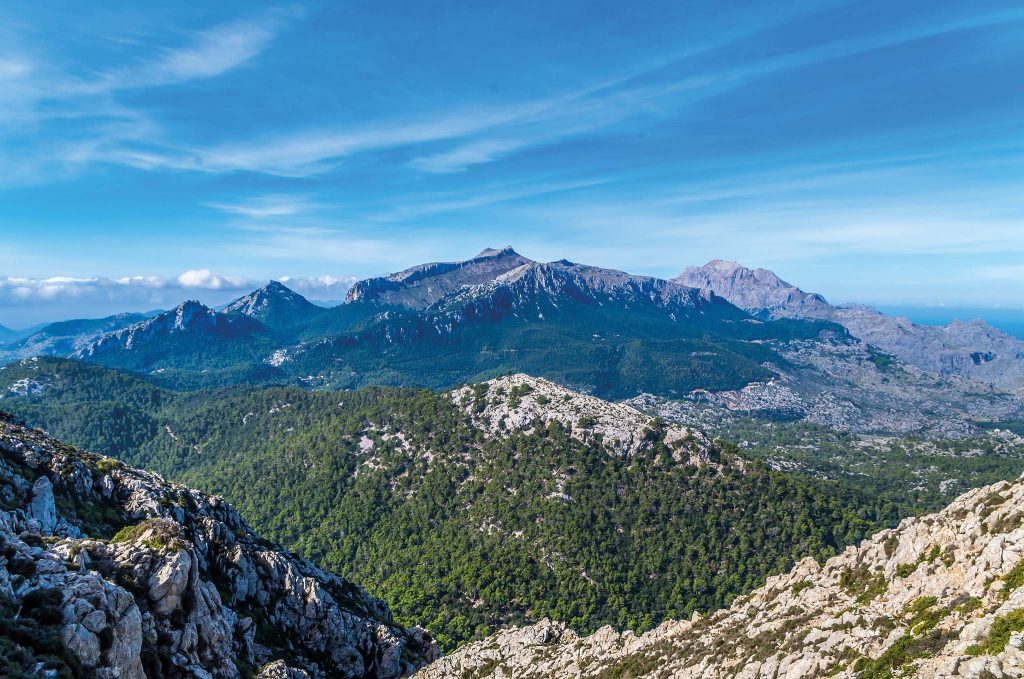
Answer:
[451, 373, 712, 462]
[29, 475, 56, 533]
[418, 474, 1024, 678]
[0, 415, 439, 678]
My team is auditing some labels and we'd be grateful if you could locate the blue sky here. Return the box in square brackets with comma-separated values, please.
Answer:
[1, 0, 1023, 326]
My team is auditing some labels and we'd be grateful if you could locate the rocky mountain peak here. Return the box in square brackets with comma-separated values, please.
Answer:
[222, 280, 316, 327]
[344, 247, 534, 309]
[473, 245, 520, 259]
[418, 472, 1024, 678]
[451, 373, 712, 462]
[675, 260, 831, 319]
[434, 259, 719, 322]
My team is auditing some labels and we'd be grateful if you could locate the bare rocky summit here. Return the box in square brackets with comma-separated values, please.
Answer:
[0, 413, 438, 677]
[222, 281, 319, 329]
[676, 259, 831, 319]
[417, 473, 1024, 678]
[451, 374, 711, 462]
[345, 246, 533, 309]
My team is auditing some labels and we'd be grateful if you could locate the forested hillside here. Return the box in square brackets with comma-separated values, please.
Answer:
[0, 357, 911, 649]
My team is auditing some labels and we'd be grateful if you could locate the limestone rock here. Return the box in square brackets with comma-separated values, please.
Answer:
[0, 413, 438, 678]
[29, 475, 56, 533]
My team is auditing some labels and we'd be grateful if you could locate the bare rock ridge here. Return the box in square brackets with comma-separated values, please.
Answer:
[435, 259, 721, 320]
[345, 245, 533, 309]
[417, 472, 1024, 678]
[451, 374, 712, 462]
[0, 412, 438, 678]
[678, 260, 1024, 391]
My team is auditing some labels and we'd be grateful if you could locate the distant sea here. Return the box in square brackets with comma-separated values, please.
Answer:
[876, 306, 1024, 340]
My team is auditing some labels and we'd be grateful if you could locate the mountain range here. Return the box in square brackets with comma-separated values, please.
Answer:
[678, 259, 1024, 390]
[0, 312, 154, 364]
[3, 247, 1022, 436]
[2, 247, 1024, 677]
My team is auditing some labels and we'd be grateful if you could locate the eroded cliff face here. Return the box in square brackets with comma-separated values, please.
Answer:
[0, 413, 439, 678]
[418, 474, 1024, 679]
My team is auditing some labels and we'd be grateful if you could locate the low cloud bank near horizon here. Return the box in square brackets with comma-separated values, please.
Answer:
[0, 270, 355, 328]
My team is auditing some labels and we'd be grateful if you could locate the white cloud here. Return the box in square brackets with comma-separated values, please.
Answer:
[0, 271, 357, 322]
[0, 10, 292, 186]
[74, 14, 287, 95]
[410, 138, 528, 173]
[207, 194, 320, 219]
[175, 269, 249, 290]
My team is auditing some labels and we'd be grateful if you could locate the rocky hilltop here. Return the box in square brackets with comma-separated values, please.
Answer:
[417, 472, 1024, 678]
[452, 374, 711, 461]
[0, 412, 438, 677]
[678, 260, 1024, 392]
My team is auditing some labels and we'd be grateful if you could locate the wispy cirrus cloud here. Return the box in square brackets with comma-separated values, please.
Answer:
[74, 15, 289, 95]
[85, 5, 1024, 178]
[207, 194, 322, 219]
[0, 8, 295, 186]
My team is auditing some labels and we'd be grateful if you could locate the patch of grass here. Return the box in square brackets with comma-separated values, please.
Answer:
[954, 596, 982, 616]
[1001, 560, 1024, 600]
[839, 565, 888, 605]
[903, 596, 945, 634]
[967, 609, 1024, 657]
[111, 522, 146, 544]
[792, 580, 814, 595]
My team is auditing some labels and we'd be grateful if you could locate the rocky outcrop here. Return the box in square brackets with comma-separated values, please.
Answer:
[416, 473, 1024, 678]
[0, 412, 438, 677]
[451, 374, 712, 462]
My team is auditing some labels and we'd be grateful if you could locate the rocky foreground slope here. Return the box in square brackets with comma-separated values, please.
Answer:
[418, 473, 1024, 678]
[0, 412, 437, 678]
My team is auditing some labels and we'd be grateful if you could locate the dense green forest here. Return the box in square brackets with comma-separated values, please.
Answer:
[0, 358, 895, 648]
[3, 358, 1023, 650]
[713, 419, 1024, 514]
